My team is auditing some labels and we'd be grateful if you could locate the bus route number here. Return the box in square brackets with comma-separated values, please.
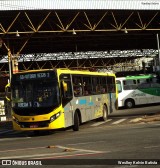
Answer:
[37, 73, 49, 78]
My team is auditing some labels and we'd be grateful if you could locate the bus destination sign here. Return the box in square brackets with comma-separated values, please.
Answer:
[18, 72, 51, 81]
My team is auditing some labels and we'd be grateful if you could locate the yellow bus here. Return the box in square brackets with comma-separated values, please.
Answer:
[9, 69, 118, 133]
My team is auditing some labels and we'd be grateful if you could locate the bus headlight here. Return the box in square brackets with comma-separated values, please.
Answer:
[12, 116, 19, 125]
[50, 112, 61, 123]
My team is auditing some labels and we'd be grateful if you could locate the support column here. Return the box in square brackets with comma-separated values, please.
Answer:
[12, 55, 19, 74]
[8, 49, 12, 82]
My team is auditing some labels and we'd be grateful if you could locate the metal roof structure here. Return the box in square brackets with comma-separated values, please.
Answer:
[0, 1, 160, 72]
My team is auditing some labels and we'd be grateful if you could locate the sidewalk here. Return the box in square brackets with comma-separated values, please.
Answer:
[130, 112, 160, 123]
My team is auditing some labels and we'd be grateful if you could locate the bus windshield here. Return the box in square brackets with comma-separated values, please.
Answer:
[12, 79, 60, 115]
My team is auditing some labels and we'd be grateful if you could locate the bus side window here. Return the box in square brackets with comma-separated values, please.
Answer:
[123, 80, 128, 90]
[83, 76, 92, 95]
[123, 80, 137, 90]
[92, 77, 97, 94]
[100, 77, 106, 93]
[72, 75, 83, 96]
[107, 76, 116, 93]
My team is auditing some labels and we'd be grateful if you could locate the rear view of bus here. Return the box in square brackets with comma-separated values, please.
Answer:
[116, 74, 160, 108]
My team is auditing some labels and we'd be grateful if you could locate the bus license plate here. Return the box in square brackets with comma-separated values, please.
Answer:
[30, 124, 38, 128]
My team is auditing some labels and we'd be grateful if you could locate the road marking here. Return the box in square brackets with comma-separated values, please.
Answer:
[144, 145, 160, 149]
[67, 140, 106, 146]
[34, 151, 106, 159]
[112, 118, 127, 125]
[0, 145, 108, 160]
[91, 119, 112, 126]
[154, 123, 160, 126]
[0, 137, 30, 142]
[114, 166, 138, 168]
[56, 145, 107, 153]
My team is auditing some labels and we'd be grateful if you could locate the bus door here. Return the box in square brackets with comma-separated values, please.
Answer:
[83, 76, 93, 121]
[109, 91, 117, 113]
[91, 77, 103, 119]
[116, 80, 122, 108]
[60, 74, 73, 127]
[108, 77, 116, 113]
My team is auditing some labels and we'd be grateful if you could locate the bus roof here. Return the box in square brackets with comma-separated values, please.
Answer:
[57, 68, 115, 77]
[13, 68, 116, 77]
[116, 74, 156, 80]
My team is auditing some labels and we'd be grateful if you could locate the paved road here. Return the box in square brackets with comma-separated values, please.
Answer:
[0, 120, 160, 168]
[0, 105, 160, 168]
[1, 103, 160, 137]
[0, 104, 160, 168]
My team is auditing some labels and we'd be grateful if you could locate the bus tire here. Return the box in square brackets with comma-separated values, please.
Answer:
[101, 105, 108, 121]
[73, 112, 80, 131]
[125, 99, 135, 109]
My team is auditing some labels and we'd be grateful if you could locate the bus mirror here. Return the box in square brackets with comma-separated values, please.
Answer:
[5, 84, 11, 101]
[62, 81, 68, 92]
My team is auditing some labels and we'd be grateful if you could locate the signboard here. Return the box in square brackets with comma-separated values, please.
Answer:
[0, 0, 160, 10]
[0, 100, 6, 121]
[19, 72, 50, 80]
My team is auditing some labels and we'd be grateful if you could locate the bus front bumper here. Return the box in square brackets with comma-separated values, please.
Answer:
[12, 113, 65, 131]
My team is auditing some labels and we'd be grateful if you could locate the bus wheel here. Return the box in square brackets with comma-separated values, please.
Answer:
[73, 112, 80, 131]
[101, 105, 108, 121]
[125, 99, 135, 109]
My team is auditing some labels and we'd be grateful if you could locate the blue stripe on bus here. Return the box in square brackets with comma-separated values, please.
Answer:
[79, 99, 87, 105]
[88, 102, 94, 106]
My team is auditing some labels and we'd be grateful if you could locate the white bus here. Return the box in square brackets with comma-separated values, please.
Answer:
[116, 74, 160, 108]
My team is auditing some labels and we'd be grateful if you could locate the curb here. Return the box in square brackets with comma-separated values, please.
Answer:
[130, 114, 160, 123]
